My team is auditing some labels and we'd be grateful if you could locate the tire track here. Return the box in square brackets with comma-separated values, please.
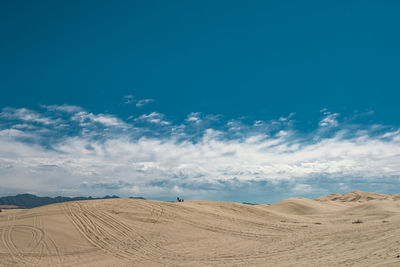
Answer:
[62, 201, 297, 265]
[163, 205, 291, 241]
[62, 202, 205, 264]
[125, 201, 285, 263]
[62, 202, 155, 262]
[77, 202, 179, 262]
[135, 201, 291, 262]
[1, 214, 26, 265]
[46, 233, 63, 266]
[0, 212, 65, 267]
[35, 216, 63, 267]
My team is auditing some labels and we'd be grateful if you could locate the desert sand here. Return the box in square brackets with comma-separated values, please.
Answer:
[0, 191, 399, 266]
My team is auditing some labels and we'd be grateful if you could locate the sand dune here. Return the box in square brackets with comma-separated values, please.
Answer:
[315, 190, 400, 202]
[0, 191, 400, 266]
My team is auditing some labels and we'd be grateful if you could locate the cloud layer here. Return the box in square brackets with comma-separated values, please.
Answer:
[0, 105, 399, 202]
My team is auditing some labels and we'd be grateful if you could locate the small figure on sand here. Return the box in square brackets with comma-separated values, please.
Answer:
[177, 197, 184, 202]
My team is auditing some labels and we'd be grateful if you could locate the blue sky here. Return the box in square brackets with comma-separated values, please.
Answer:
[1, 1, 400, 202]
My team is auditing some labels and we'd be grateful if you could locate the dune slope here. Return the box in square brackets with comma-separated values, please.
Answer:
[0, 192, 400, 266]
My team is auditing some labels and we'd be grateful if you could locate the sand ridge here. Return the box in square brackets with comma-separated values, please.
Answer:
[0, 191, 399, 266]
[315, 190, 400, 202]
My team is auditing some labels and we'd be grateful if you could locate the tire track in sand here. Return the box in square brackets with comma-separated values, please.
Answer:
[62, 201, 210, 264]
[0, 213, 63, 267]
[34, 216, 63, 266]
[1, 216, 43, 266]
[62, 202, 163, 263]
[125, 201, 278, 263]
[1, 214, 27, 265]
[62, 201, 295, 265]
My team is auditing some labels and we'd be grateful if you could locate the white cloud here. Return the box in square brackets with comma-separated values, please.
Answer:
[71, 111, 128, 127]
[91, 114, 125, 127]
[254, 120, 264, 127]
[382, 129, 400, 139]
[291, 184, 327, 195]
[279, 112, 295, 122]
[319, 112, 340, 127]
[0, 108, 61, 125]
[123, 95, 135, 104]
[136, 112, 170, 125]
[136, 99, 154, 107]
[291, 184, 314, 194]
[1, 105, 400, 199]
[123, 95, 154, 107]
[227, 119, 243, 131]
[0, 129, 31, 138]
[41, 104, 83, 113]
[186, 112, 201, 123]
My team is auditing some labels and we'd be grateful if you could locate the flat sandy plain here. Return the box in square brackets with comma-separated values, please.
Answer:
[0, 190, 400, 266]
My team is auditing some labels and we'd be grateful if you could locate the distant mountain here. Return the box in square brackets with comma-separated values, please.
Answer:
[0, 194, 120, 209]
[129, 196, 146, 200]
[242, 202, 259, 205]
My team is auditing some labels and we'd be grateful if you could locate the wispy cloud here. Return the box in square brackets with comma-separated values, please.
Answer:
[123, 95, 135, 104]
[0, 104, 399, 201]
[123, 95, 154, 107]
[41, 104, 83, 113]
[71, 111, 128, 128]
[319, 109, 339, 127]
[0, 107, 61, 125]
[186, 112, 201, 123]
[136, 112, 170, 125]
[136, 99, 154, 107]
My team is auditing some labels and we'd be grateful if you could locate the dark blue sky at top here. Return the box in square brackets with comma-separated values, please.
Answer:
[1, 0, 399, 129]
